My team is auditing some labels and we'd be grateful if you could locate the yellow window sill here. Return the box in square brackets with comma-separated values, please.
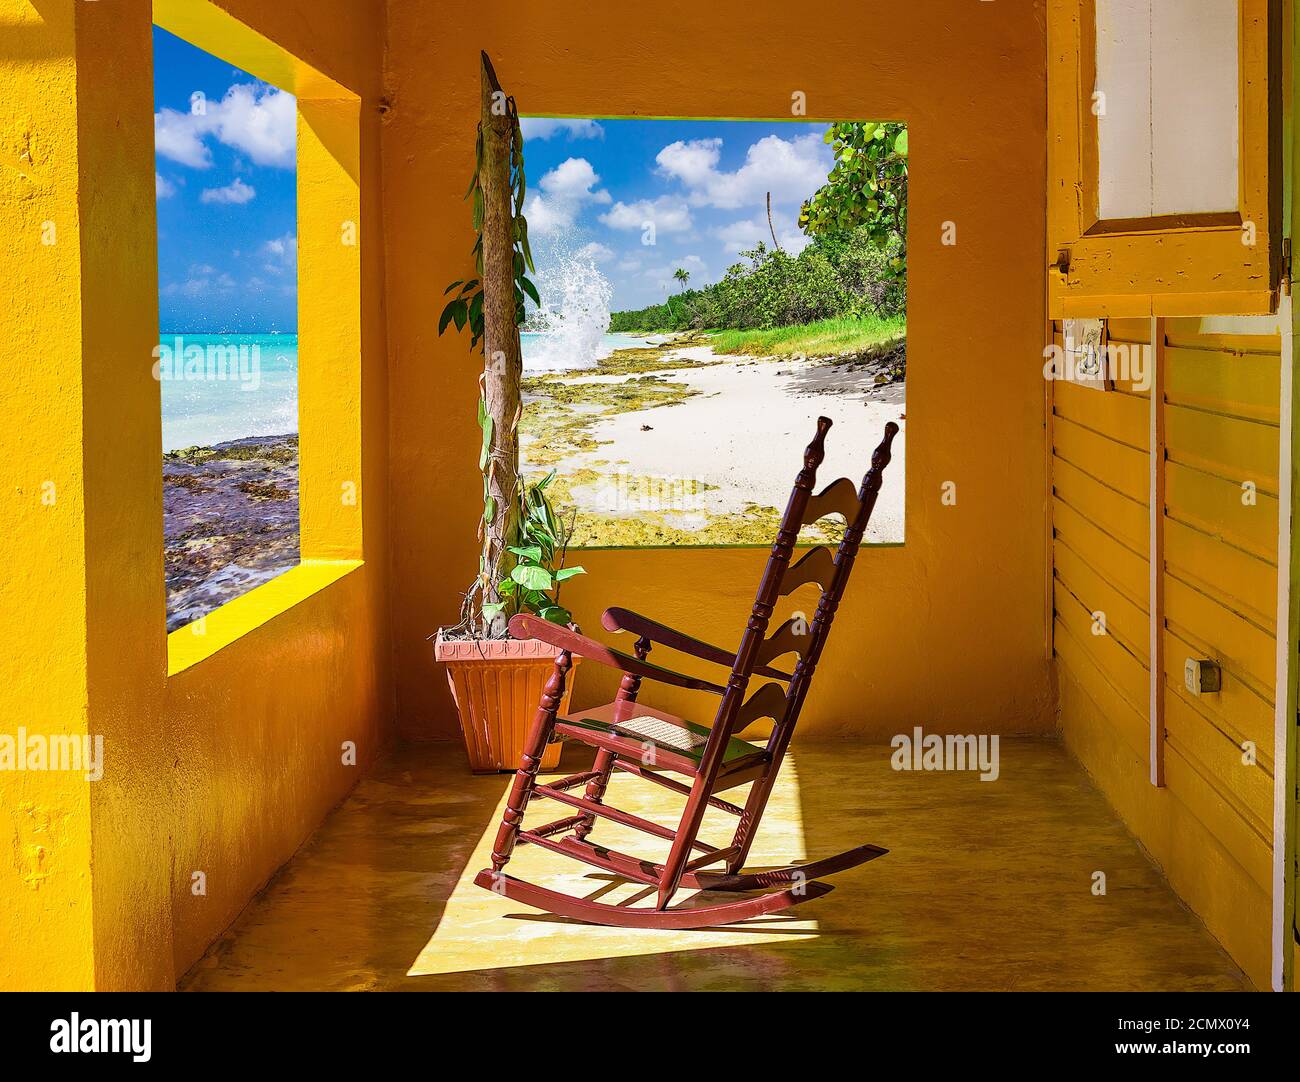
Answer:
[167, 559, 363, 677]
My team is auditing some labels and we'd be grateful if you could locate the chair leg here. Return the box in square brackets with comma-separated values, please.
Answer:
[489, 650, 571, 872]
[572, 748, 614, 842]
[656, 773, 713, 909]
[573, 634, 649, 843]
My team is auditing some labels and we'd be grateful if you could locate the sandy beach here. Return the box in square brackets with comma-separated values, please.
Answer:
[521, 335, 906, 547]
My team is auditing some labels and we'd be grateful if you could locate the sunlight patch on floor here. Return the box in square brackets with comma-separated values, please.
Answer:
[407, 754, 819, 976]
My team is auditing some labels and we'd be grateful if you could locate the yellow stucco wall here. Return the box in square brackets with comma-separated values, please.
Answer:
[0, 0, 96, 991]
[0, 0, 391, 990]
[381, 0, 1055, 744]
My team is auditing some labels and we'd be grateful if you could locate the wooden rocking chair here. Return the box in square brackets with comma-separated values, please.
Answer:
[474, 417, 900, 928]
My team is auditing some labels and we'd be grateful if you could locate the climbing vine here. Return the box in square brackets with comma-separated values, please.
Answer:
[437, 90, 582, 638]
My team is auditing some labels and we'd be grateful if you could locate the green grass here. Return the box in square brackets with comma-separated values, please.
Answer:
[706, 315, 906, 358]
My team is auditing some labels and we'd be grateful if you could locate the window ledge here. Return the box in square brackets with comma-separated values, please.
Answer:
[167, 559, 363, 677]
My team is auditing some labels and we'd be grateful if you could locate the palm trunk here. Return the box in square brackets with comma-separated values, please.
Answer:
[478, 52, 522, 633]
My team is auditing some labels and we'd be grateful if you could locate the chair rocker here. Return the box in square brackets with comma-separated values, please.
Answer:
[474, 416, 900, 929]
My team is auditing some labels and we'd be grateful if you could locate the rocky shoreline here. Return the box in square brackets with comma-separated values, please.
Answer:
[164, 434, 300, 631]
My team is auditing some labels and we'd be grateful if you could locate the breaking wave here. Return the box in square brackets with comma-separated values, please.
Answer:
[522, 240, 612, 374]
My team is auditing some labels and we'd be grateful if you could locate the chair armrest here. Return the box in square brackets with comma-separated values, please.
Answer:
[508, 614, 726, 695]
[601, 607, 792, 681]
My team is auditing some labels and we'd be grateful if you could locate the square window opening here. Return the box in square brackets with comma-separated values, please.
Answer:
[516, 116, 906, 550]
[153, 23, 301, 633]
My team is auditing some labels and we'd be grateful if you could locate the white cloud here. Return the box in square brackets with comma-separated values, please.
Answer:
[576, 242, 615, 263]
[600, 196, 693, 235]
[261, 233, 298, 274]
[525, 157, 610, 235]
[155, 173, 176, 199]
[540, 157, 610, 202]
[166, 266, 237, 298]
[655, 138, 722, 189]
[713, 208, 811, 256]
[154, 108, 212, 168]
[520, 118, 605, 141]
[656, 132, 831, 210]
[523, 194, 567, 235]
[200, 178, 256, 205]
[154, 83, 296, 170]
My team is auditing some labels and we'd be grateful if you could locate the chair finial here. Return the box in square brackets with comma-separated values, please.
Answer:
[804, 416, 833, 470]
[859, 421, 900, 498]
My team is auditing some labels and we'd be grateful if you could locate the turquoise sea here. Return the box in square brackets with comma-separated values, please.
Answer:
[159, 333, 299, 452]
[161, 331, 661, 451]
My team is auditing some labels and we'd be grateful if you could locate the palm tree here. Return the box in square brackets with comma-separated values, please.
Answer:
[668, 267, 690, 324]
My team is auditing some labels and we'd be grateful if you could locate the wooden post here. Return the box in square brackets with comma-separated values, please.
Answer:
[1148, 316, 1167, 788]
[479, 52, 522, 616]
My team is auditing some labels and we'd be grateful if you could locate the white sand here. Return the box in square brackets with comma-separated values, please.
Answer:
[553, 346, 906, 543]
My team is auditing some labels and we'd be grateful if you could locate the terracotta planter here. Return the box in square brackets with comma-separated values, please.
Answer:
[434, 630, 578, 773]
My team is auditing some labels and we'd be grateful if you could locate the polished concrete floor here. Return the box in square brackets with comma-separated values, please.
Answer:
[181, 737, 1251, 991]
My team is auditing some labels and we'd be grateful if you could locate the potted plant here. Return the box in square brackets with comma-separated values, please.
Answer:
[432, 53, 584, 773]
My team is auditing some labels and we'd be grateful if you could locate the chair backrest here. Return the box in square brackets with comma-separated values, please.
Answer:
[697, 416, 899, 777]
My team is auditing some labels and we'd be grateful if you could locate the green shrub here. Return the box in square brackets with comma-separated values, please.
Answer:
[608, 225, 904, 334]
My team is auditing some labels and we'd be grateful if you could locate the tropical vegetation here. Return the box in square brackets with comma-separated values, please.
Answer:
[436, 54, 584, 639]
[609, 121, 908, 339]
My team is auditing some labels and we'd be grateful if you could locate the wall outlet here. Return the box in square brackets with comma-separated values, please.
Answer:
[1184, 658, 1222, 696]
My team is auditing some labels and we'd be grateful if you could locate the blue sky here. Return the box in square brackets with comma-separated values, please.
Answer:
[520, 118, 833, 312]
[153, 26, 297, 333]
[152, 24, 838, 329]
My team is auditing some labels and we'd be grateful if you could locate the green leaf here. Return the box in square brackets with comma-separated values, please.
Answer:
[554, 566, 586, 582]
[537, 605, 572, 626]
[893, 130, 908, 156]
[444, 279, 464, 295]
[510, 564, 553, 591]
[497, 578, 517, 597]
[481, 602, 505, 621]
[508, 544, 543, 563]
[438, 302, 457, 335]
[519, 218, 535, 273]
[519, 276, 540, 306]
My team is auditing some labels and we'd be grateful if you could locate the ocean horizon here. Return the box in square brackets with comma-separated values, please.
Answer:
[161, 330, 661, 450]
[160, 332, 299, 452]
